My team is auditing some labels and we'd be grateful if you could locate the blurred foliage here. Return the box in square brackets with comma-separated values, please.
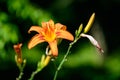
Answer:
[0, 0, 120, 80]
[7, 0, 54, 25]
[0, 12, 19, 65]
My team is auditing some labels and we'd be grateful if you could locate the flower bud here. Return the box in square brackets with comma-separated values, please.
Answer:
[80, 33, 104, 53]
[13, 43, 23, 64]
[84, 13, 95, 33]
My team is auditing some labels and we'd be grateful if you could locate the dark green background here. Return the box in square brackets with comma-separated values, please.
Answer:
[0, 0, 120, 80]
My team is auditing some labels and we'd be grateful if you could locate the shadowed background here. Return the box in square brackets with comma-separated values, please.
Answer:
[0, 0, 120, 80]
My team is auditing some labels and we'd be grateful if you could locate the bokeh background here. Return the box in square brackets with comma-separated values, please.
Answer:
[0, 0, 120, 80]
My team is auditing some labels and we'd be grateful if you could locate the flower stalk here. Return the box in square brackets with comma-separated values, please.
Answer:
[53, 12, 104, 80]
[53, 36, 80, 80]
[53, 22, 83, 80]
[13, 43, 26, 80]
[28, 52, 51, 80]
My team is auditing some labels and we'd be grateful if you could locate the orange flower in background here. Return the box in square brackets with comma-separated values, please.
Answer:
[28, 20, 74, 57]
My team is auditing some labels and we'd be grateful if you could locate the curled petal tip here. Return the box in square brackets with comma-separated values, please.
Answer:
[28, 45, 31, 49]
[28, 26, 42, 34]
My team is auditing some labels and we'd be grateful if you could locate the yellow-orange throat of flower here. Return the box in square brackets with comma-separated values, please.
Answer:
[42, 25, 56, 42]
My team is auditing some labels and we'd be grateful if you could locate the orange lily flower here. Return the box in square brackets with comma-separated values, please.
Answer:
[28, 20, 74, 57]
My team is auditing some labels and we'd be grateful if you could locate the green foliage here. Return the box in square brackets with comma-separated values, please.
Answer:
[7, 0, 54, 25]
[0, 12, 19, 61]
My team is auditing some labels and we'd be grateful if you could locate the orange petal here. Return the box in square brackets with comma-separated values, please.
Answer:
[48, 19, 55, 28]
[55, 23, 67, 30]
[56, 30, 74, 41]
[28, 26, 42, 34]
[48, 40, 58, 57]
[41, 22, 47, 28]
[28, 34, 45, 49]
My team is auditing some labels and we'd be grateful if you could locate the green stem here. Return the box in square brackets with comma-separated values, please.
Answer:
[16, 59, 26, 80]
[28, 54, 51, 80]
[28, 70, 39, 80]
[16, 67, 24, 80]
[28, 66, 44, 80]
[16, 72, 23, 80]
[53, 38, 79, 80]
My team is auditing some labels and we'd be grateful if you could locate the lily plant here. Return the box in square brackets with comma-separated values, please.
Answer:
[13, 12, 104, 80]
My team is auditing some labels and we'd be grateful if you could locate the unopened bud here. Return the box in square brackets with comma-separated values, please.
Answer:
[84, 13, 95, 33]
[80, 33, 104, 53]
[13, 43, 23, 64]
